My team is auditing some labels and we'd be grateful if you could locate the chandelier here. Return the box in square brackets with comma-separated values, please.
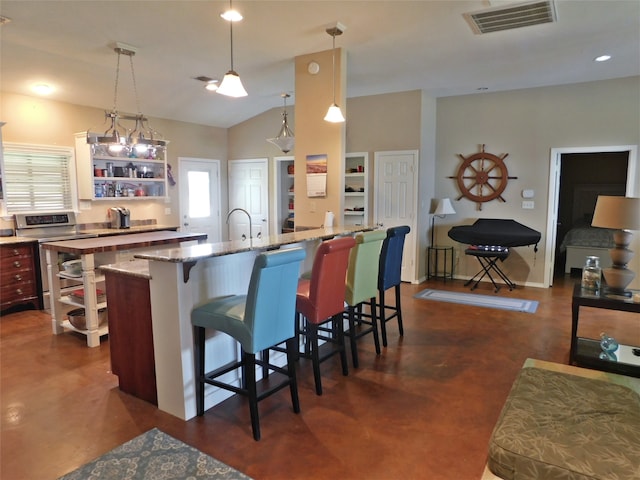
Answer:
[267, 93, 295, 153]
[88, 43, 166, 152]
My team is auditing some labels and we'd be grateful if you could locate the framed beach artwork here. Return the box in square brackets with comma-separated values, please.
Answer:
[306, 153, 327, 197]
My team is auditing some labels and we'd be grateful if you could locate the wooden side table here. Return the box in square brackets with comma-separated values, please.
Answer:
[427, 246, 454, 281]
[570, 284, 640, 377]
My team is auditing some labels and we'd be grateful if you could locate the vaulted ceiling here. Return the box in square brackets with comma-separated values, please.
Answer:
[1, 0, 638, 128]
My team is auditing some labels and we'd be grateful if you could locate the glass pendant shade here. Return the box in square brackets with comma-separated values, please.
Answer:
[324, 104, 345, 123]
[324, 26, 345, 123]
[217, 70, 248, 97]
[267, 93, 295, 153]
[267, 116, 295, 152]
[217, 5, 247, 98]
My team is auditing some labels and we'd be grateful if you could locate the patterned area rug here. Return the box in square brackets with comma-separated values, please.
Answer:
[58, 428, 252, 480]
[415, 289, 539, 313]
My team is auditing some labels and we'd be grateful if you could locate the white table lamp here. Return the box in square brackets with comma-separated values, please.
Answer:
[591, 195, 640, 295]
[431, 198, 456, 246]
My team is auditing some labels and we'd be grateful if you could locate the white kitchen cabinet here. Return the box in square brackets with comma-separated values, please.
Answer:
[74, 132, 168, 201]
[343, 152, 369, 226]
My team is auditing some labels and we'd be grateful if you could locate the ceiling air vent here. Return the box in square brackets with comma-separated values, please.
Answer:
[464, 1, 556, 34]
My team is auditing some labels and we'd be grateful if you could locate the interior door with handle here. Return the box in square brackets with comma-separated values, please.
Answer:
[374, 150, 418, 283]
[228, 159, 269, 242]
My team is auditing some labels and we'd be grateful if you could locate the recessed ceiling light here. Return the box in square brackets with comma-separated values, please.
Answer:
[594, 55, 611, 62]
[220, 9, 242, 21]
[194, 76, 220, 91]
[205, 80, 219, 91]
[32, 84, 54, 95]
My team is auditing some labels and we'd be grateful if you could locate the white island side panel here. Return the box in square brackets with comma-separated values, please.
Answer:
[148, 250, 259, 420]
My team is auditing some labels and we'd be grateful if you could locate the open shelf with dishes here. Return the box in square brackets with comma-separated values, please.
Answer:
[343, 152, 369, 226]
[274, 156, 295, 233]
[75, 132, 168, 200]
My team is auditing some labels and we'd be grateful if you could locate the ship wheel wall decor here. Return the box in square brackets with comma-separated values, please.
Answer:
[448, 144, 517, 210]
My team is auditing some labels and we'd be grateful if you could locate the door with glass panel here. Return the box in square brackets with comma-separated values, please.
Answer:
[178, 158, 222, 243]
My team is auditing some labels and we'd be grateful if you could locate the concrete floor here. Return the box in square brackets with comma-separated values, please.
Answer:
[1, 275, 638, 479]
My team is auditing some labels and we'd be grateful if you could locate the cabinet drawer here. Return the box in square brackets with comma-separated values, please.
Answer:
[0, 243, 42, 314]
[0, 244, 34, 261]
[0, 266, 37, 286]
[0, 256, 36, 274]
[0, 281, 38, 305]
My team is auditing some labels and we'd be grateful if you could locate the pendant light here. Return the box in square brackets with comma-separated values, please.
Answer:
[267, 93, 295, 153]
[88, 43, 166, 151]
[217, 0, 247, 98]
[324, 25, 345, 123]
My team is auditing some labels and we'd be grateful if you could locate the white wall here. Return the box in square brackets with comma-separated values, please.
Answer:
[0, 92, 227, 231]
[435, 76, 640, 287]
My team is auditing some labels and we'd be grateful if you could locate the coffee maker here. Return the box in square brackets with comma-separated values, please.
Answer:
[109, 207, 130, 229]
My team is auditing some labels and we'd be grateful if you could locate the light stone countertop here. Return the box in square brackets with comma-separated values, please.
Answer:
[134, 226, 374, 264]
[100, 259, 151, 279]
[0, 236, 39, 246]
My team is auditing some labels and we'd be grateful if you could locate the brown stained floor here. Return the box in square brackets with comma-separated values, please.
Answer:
[2, 275, 639, 480]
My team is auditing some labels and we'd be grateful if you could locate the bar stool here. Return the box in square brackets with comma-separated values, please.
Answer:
[191, 248, 305, 441]
[377, 225, 411, 347]
[344, 230, 387, 368]
[296, 236, 355, 395]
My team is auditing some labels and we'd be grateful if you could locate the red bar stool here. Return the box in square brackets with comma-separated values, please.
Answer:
[295, 236, 355, 395]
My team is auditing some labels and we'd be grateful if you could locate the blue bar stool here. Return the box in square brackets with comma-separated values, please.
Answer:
[377, 225, 411, 347]
[191, 248, 306, 441]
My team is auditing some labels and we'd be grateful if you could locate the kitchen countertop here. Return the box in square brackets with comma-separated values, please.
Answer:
[78, 224, 180, 237]
[135, 225, 374, 264]
[0, 224, 180, 246]
[41, 230, 208, 255]
[100, 259, 151, 279]
[0, 236, 39, 246]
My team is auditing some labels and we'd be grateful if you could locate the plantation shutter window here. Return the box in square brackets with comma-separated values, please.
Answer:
[2, 144, 76, 213]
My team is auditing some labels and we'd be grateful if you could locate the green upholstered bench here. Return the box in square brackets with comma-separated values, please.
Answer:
[482, 359, 640, 480]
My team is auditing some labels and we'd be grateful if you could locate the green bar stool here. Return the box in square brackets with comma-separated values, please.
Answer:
[344, 230, 387, 367]
[191, 247, 305, 441]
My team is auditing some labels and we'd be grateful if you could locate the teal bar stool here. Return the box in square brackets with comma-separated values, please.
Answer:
[344, 230, 387, 367]
[191, 247, 305, 441]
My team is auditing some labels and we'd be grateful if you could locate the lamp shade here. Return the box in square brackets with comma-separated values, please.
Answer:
[324, 104, 345, 123]
[591, 196, 640, 230]
[217, 70, 248, 98]
[434, 198, 456, 216]
[267, 136, 295, 154]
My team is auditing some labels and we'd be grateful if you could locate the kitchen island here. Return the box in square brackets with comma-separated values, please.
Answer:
[134, 226, 373, 421]
[42, 231, 208, 347]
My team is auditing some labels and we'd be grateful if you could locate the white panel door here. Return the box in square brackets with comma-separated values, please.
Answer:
[178, 157, 222, 243]
[374, 150, 418, 283]
[228, 159, 269, 242]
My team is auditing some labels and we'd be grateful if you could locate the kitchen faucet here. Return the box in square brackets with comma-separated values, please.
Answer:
[226, 207, 252, 243]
